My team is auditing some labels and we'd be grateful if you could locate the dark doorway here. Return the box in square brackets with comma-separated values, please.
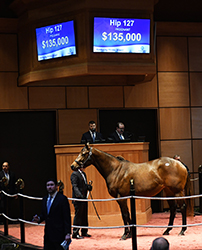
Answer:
[0, 111, 56, 221]
[99, 109, 158, 160]
[99, 109, 160, 212]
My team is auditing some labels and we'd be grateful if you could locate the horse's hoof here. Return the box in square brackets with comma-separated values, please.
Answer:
[120, 234, 127, 240]
[178, 231, 185, 236]
[163, 231, 169, 235]
[126, 233, 132, 239]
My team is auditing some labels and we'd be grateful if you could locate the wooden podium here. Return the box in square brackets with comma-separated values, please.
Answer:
[54, 142, 152, 226]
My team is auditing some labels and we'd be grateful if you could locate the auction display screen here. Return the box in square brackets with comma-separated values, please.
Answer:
[93, 17, 150, 53]
[36, 20, 76, 61]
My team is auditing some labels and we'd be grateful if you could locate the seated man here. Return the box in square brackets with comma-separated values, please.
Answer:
[108, 122, 132, 143]
[81, 120, 104, 143]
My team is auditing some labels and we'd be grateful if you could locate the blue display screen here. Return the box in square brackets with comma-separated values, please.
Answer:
[36, 20, 76, 61]
[93, 17, 150, 53]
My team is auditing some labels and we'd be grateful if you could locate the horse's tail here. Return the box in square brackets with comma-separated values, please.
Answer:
[184, 174, 194, 216]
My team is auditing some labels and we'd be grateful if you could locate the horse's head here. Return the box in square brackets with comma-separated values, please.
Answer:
[71, 142, 92, 171]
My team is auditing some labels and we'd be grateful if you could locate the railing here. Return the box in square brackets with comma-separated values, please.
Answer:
[0, 167, 202, 250]
[1, 188, 202, 250]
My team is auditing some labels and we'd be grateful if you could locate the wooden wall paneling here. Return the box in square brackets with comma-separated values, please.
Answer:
[58, 109, 98, 144]
[189, 37, 202, 71]
[18, 25, 32, 75]
[0, 18, 18, 33]
[156, 22, 202, 37]
[160, 140, 192, 171]
[0, 34, 18, 72]
[66, 87, 88, 108]
[0, 73, 28, 109]
[89, 86, 123, 108]
[190, 73, 202, 106]
[124, 76, 158, 108]
[157, 37, 188, 72]
[159, 108, 191, 140]
[158, 73, 190, 107]
[193, 140, 202, 172]
[29, 87, 66, 109]
[191, 108, 202, 139]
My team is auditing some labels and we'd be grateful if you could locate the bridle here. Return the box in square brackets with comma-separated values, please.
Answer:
[74, 146, 92, 168]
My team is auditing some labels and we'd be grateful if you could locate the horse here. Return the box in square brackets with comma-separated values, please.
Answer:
[70, 143, 193, 240]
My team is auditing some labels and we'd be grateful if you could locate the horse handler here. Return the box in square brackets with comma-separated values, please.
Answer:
[71, 167, 92, 239]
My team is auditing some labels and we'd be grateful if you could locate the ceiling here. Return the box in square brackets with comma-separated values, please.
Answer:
[154, 0, 202, 22]
[1, 0, 202, 22]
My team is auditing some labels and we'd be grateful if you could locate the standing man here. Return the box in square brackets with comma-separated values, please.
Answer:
[173, 155, 190, 177]
[33, 179, 71, 250]
[0, 162, 17, 194]
[71, 167, 92, 239]
[81, 120, 104, 143]
[0, 162, 17, 217]
[108, 122, 132, 142]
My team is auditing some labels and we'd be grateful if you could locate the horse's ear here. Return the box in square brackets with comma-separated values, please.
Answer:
[85, 142, 90, 150]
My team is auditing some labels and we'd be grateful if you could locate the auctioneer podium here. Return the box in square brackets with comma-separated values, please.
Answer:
[54, 142, 152, 226]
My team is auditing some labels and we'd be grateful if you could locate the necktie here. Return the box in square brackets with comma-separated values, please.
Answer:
[120, 134, 124, 140]
[92, 133, 95, 142]
[78, 169, 87, 184]
[47, 196, 52, 214]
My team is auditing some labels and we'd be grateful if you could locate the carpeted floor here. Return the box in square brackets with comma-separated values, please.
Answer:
[0, 212, 202, 250]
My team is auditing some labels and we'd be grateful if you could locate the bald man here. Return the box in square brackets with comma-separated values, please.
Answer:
[150, 237, 169, 250]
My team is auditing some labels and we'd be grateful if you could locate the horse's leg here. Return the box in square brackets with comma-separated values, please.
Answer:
[177, 200, 187, 236]
[163, 199, 177, 235]
[116, 199, 131, 240]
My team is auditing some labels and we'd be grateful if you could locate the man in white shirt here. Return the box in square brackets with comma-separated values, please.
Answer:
[108, 122, 132, 142]
[81, 120, 104, 143]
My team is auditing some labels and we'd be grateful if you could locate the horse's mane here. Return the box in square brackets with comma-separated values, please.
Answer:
[116, 155, 130, 162]
[116, 155, 125, 161]
[95, 148, 126, 162]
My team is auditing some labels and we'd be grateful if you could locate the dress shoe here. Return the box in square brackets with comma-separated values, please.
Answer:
[72, 234, 84, 239]
[82, 233, 91, 237]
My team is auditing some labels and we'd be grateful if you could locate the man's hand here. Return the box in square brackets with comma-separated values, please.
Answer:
[32, 214, 40, 223]
[87, 184, 92, 191]
[65, 233, 71, 244]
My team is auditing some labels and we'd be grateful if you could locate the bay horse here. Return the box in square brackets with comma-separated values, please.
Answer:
[70, 143, 193, 240]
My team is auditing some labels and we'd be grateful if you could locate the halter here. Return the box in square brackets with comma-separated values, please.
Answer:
[75, 146, 92, 168]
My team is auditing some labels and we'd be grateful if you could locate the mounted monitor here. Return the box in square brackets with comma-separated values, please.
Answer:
[93, 17, 150, 53]
[35, 20, 76, 61]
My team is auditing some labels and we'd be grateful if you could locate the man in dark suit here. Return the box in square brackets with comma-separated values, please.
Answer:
[81, 120, 104, 143]
[33, 179, 71, 250]
[71, 167, 92, 239]
[108, 122, 132, 143]
[173, 154, 190, 177]
[0, 162, 17, 195]
[0, 162, 17, 217]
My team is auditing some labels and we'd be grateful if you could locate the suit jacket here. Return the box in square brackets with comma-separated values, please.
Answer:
[0, 170, 16, 194]
[39, 192, 71, 243]
[70, 170, 88, 203]
[108, 131, 131, 143]
[81, 131, 103, 143]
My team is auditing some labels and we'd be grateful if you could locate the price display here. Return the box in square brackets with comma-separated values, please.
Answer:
[36, 20, 76, 61]
[93, 17, 150, 53]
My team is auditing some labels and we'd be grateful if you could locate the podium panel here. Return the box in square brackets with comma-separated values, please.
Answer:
[54, 142, 152, 226]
